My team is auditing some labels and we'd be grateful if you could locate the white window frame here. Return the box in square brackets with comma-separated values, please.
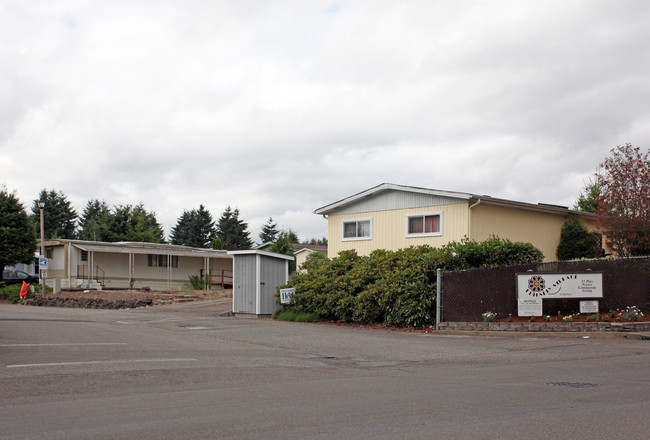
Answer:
[147, 254, 179, 268]
[342, 218, 372, 241]
[406, 212, 443, 237]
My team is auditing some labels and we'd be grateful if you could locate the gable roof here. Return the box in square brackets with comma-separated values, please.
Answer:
[292, 244, 327, 255]
[314, 183, 579, 217]
[314, 183, 471, 215]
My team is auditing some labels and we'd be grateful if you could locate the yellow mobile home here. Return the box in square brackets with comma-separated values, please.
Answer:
[315, 183, 601, 262]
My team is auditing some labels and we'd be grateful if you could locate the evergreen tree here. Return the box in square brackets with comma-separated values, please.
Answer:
[281, 228, 299, 244]
[270, 230, 297, 273]
[304, 237, 328, 246]
[170, 210, 192, 245]
[77, 199, 112, 241]
[105, 204, 165, 243]
[211, 237, 223, 250]
[556, 216, 602, 260]
[259, 217, 279, 244]
[170, 205, 216, 247]
[216, 206, 253, 250]
[193, 205, 216, 247]
[575, 178, 600, 213]
[30, 189, 77, 239]
[0, 186, 37, 272]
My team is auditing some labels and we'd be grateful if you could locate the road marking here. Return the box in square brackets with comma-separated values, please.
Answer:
[0, 343, 127, 347]
[7, 358, 198, 368]
[117, 317, 191, 324]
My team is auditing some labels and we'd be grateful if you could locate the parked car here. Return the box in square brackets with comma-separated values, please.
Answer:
[2, 269, 39, 285]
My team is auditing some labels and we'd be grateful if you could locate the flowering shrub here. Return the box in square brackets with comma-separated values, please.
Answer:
[545, 315, 551, 322]
[482, 311, 497, 322]
[563, 315, 574, 322]
[623, 306, 644, 321]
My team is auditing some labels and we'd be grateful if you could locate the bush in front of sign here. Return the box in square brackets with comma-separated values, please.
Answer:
[623, 306, 644, 321]
[482, 311, 497, 322]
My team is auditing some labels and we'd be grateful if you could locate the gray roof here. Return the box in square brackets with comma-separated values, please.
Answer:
[314, 182, 579, 217]
[43, 239, 231, 258]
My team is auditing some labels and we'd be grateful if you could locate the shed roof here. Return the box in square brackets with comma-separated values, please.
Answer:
[227, 249, 295, 261]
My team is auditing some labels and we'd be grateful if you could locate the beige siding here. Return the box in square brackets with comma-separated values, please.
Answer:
[295, 250, 311, 272]
[44, 242, 233, 289]
[327, 202, 470, 257]
[469, 204, 566, 261]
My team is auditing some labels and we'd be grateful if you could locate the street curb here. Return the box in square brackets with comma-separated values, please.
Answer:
[434, 330, 650, 340]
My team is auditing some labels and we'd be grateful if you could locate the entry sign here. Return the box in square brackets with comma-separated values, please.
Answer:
[580, 300, 599, 314]
[517, 273, 603, 299]
[518, 298, 543, 317]
[280, 288, 296, 304]
[39, 257, 48, 270]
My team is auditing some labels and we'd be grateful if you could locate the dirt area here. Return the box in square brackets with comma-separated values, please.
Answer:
[23, 288, 232, 309]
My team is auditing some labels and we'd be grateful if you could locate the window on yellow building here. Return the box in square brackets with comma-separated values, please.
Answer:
[407, 213, 442, 237]
[342, 218, 372, 240]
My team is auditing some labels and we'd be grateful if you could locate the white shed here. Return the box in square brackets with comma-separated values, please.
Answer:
[227, 250, 294, 317]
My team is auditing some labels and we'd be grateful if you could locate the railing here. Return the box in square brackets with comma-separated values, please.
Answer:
[76, 265, 105, 287]
[201, 269, 233, 289]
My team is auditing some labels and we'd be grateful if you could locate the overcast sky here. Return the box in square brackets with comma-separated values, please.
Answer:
[1, 0, 649, 244]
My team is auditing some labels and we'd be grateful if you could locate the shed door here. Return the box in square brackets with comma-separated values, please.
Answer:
[233, 254, 256, 314]
[259, 255, 287, 315]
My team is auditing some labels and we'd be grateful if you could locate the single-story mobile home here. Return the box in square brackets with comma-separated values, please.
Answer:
[39, 239, 233, 290]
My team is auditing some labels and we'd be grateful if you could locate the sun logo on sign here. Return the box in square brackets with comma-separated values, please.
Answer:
[528, 275, 545, 297]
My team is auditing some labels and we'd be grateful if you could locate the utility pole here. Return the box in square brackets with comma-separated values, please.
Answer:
[38, 200, 46, 296]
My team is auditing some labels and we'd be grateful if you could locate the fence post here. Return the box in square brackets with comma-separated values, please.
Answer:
[436, 268, 442, 330]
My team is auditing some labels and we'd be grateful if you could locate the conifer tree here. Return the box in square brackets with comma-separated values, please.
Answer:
[30, 189, 77, 239]
[170, 205, 216, 247]
[0, 186, 37, 272]
[556, 216, 601, 260]
[216, 206, 253, 250]
[259, 217, 279, 244]
[78, 199, 112, 241]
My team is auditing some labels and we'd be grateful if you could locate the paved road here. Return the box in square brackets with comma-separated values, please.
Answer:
[1, 301, 649, 439]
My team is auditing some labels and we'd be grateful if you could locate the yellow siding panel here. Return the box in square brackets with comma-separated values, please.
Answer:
[328, 202, 469, 257]
[470, 205, 566, 261]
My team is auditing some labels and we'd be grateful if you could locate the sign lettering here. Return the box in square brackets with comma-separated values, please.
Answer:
[280, 288, 296, 304]
[517, 273, 603, 299]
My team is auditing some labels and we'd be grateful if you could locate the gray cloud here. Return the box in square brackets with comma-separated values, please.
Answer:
[1, 0, 648, 243]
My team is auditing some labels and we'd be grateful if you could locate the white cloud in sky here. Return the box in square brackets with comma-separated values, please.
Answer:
[1, 0, 649, 243]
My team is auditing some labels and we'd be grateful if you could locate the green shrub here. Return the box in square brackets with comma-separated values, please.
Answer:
[274, 309, 324, 322]
[556, 216, 601, 260]
[0, 283, 38, 303]
[436, 236, 545, 269]
[188, 274, 207, 290]
[278, 237, 544, 328]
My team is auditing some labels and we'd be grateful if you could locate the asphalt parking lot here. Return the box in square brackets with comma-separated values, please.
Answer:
[1, 301, 649, 439]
